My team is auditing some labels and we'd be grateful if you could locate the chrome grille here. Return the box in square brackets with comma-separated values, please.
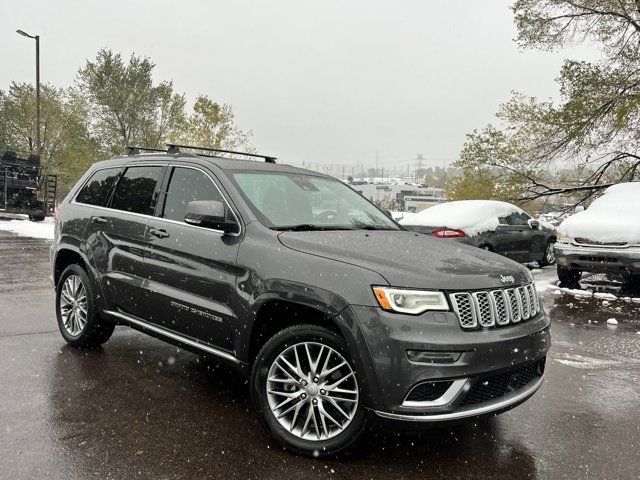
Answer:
[451, 283, 540, 330]
[450, 293, 477, 328]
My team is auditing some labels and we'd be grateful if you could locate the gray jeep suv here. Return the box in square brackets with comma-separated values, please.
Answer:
[50, 145, 550, 456]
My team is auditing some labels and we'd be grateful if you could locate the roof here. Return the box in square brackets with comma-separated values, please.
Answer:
[90, 152, 328, 178]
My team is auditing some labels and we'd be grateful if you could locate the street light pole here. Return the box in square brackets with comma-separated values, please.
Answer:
[16, 29, 41, 154]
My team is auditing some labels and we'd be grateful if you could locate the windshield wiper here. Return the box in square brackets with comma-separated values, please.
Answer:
[353, 225, 397, 231]
[271, 224, 353, 232]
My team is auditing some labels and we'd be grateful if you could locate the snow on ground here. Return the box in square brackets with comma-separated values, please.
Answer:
[398, 200, 523, 236]
[0, 216, 54, 240]
[558, 182, 640, 243]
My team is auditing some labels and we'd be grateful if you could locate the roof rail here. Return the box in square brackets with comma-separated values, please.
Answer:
[165, 143, 276, 163]
[126, 146, 169, 155]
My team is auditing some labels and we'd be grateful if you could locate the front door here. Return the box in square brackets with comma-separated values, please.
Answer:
[142, 164, 241, 352]
[85, 164, 166, 319]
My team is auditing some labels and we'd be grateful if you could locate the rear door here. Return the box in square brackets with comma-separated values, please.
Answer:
[142, 164, 242, 352]
[84, 163, 166, 319]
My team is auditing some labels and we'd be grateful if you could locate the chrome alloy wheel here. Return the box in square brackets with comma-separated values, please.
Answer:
[59, 275, 88, 336]
[266, 342, 359, 441]
[545, 243, 555, 265]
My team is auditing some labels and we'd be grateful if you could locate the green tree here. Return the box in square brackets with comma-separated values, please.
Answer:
[0, 82, 98, 194]
[77, 49, 187, 155]
[180, 95, 252, 150]
[458, 0, 640, 205]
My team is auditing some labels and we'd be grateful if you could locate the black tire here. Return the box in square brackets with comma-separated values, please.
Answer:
[539, 241, 556, 267]
[250, 324, 366, 457]
[557, 265, 581, 287]
[28, 214, 45, 222]
[56, 264, 115, 348]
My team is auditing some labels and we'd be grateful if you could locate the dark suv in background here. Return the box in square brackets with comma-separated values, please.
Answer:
[51, 144, 550, 456]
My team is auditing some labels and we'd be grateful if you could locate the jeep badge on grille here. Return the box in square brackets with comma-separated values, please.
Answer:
[500, 275, 515, 284]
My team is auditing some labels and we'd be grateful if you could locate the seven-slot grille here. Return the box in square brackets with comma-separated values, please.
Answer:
[450, 283, 540, 329]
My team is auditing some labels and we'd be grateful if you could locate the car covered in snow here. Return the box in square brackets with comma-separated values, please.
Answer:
[400, 200, 556, 266]
[555, 182, 640, 286]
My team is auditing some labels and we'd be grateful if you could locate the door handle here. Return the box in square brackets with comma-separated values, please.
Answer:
[149, 228, 170, 239]
[91, 216, 108, 224]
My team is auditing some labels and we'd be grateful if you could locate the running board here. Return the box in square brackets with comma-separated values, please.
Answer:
[104, 310, 240, 364]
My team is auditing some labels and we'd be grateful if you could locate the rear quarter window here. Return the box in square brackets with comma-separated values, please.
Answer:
[75, 168, 122, 206]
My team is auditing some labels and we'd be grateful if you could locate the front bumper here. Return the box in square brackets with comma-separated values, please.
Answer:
[555, 242, 640, 273]
[340, 305, 550, 421]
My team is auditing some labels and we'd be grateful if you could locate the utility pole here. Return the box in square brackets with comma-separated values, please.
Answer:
[17, 30, 41, 154]
[415, 154, 424, 183]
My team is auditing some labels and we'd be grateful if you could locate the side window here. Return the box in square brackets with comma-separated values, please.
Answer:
[162, 167, 224, 222]
[75, 168, 121, 206]
[111, 166, 164, 215]
[504, 212, 529, 226]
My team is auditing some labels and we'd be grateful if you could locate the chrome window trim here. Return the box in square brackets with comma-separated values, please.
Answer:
[402, 379, 468, 408]
[104, 310, 240, 364]
[71, 162, 243, 238]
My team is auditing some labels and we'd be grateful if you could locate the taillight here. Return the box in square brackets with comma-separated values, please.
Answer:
[432, 227, 466, 238]
[54, 206, 60, 221]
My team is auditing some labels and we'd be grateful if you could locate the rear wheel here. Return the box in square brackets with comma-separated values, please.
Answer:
[250, 325, 365, 457]
[56, 264, 114, 347]
[557, 265, 581, 287]
[28, 214, 45, 222]
[539, 241, 556, 267]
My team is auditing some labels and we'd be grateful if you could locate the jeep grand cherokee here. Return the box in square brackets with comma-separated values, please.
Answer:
[50, 144, 550, 457]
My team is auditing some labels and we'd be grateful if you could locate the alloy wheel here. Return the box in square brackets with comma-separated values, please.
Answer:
[59, 275, 88, 336]
[545, 243, 555, 265]
[266, 341, 359, 441]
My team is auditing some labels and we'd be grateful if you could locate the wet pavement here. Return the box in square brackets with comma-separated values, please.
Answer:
[1, 229, 639, 480]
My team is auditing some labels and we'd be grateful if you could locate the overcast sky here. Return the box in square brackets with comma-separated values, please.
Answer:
[2, 0, 597, 172]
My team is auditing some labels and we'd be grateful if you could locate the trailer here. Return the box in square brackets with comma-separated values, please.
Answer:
[0, 150, 57, 221]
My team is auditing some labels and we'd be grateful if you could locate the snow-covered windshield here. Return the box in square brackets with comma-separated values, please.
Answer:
[231, 171, 399, 231]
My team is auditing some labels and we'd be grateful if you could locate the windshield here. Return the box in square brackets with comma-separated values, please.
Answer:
[231, 171, 399, 231]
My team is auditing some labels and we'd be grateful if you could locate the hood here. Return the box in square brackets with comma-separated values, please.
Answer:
[278, 230, 532, 290]
[559, 209, 640, 244]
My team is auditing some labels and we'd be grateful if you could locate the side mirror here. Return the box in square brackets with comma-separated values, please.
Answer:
[184, 200, 237, 233]
[528, 219, 540, 229]
[384, 209, 393, 219]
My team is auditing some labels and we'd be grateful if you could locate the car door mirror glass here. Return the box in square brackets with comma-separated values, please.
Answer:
[185, 200, 237, 233]
[528, 219, 540, 229]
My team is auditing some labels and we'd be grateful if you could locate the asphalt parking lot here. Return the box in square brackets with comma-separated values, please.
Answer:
[1, 229, 639, 480]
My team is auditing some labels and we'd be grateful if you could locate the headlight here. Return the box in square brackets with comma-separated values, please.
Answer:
[372, 286, 449, 314]
[556, 231, 571, 242]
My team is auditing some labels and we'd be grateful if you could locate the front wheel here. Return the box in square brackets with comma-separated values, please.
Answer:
[56, 264, 114, 348]
[250, 325, 366, 457]
[557, 265, 581, 287]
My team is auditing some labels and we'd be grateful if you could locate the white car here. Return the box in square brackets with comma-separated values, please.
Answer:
[555, 182, 640, 285]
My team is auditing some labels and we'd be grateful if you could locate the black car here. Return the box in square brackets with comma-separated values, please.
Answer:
[50, 145, 550, 457]
[400, 200, 557, 266]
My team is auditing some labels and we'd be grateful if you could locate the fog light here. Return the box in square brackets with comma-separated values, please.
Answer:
[406, 350, 462, 364]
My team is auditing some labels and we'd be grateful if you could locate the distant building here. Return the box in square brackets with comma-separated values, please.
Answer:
[349, 181, 446, 211]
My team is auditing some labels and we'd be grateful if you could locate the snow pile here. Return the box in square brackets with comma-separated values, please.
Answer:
[0, 217, 55, 240]
[399, 200, 523, 236]
[558, 182, 640, 243]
